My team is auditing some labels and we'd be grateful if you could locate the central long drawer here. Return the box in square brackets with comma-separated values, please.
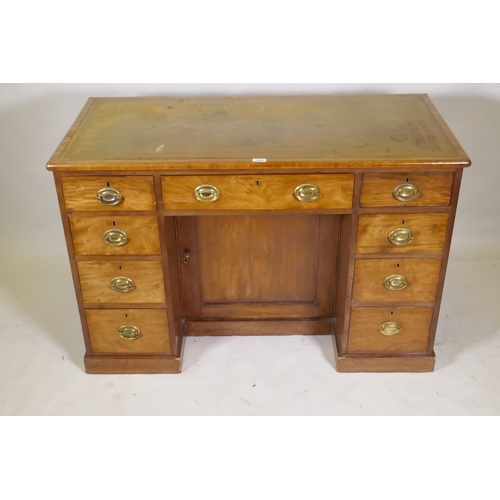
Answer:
[162, 174, 354, 211]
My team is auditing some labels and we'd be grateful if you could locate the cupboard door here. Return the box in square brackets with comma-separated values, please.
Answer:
[176, 214, 339, 320]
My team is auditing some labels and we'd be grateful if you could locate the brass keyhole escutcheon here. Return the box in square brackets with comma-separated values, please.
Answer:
[110, 276, 135, 293]
[194, 184, 220, 203]
[97, 187, 124, 206]
[103, 229, 128, 246]
[379, 322, 402, 336]
[384, 274, 408, 291]
[393, 183, 419, 202]
[388, 228, 414, 246]
[293, 184, 320, 202]
[118, 325, 140, 340]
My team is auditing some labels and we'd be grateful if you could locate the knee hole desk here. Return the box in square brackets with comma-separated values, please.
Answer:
[47, 95, 470, 374]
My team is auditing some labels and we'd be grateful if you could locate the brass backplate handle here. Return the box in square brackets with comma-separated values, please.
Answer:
[379, 322, 402, 336]
[194, 184, 220, 203]
[110, 276, 135, 293]
[393, 183, 419, 202]
[384, 274, 408, 291]
[118, 324, 140, 340]
[97, 187, 123, 206]
[388, 228, 414, 246]
[103, 229, 128, 246]
[293, 183, 320, 202]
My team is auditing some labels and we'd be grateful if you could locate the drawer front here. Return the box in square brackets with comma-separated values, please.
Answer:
[347, 307, 433, 353]
[356, 213, 449, 254]
[70, 216, 161, 255]
[360, 173, 453, 207]
[62, 176, 156, 211]
[162, 174, 354, 211]
[77, 260, 166, 304]
[86, 309, 170, 354]
[352, 258, 441, 303]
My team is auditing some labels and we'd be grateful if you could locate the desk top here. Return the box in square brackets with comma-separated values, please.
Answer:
[47, 94, 470, 171]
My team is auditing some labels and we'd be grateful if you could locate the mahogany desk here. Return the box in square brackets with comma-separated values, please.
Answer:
[47, 95, 471, 373]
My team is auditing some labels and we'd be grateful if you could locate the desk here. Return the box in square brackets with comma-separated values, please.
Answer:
[47, 95, 471, 373]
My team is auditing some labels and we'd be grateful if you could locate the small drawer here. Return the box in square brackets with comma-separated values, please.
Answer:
[70, 216, 161, 255]
[61, 176, 156, 211]
[86, 309, 170, 354]
[77, 260, 166, 304]
[360, 173, 453, 207]
[356, 213, 448, 254]
[162, 174, 354, 211]
[352, 258, 441, 303]
[347, 306, 433, 354]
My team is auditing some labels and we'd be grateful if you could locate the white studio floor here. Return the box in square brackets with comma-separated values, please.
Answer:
[1, 247, 499, 416]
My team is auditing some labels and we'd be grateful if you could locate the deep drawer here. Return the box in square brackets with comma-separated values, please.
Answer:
[352, 258, 442, 303]
[356, 213, 449, 254]
[77, 260, 166, 304]
[347, 306, 433, 354]
[61, 176, 156, 211]
[70, 215, 161, 255]
[86, 309, 170, 354]
[162, 174, 354, 211]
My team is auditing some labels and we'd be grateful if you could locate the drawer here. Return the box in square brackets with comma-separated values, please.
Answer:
[70, 216, 161, 255]
[86, 309, 170, 354]
[347, 306, 433, 354]
[352, 258, 441, 303]
[61, 176, 156, 211]
[162, 174, 354, 211]
[77, 260, 166, 304]
[356, 213, 448, 254]
[360, 173, 453, 207]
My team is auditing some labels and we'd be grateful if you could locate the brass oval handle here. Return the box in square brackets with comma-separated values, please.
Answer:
[384, 274, 408, 291]
[118, 324, 140, 340]
[97, 187, 123, 206]
[393, 183, 419, 202]
[103, 229, 128, 246]
[379, 322, 402, 336]
[194, 184, 220, 203]
[293, 184, 320, 202]
[110, 276, 135, 293]
[388, 228, 414, 246]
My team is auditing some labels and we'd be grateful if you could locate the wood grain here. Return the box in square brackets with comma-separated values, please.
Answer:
[70, 215, 160, 255]
[184, 320, 332, 336]
[62, 176, 156, 211]
[46, 95, 470, 170]
[352, 258, 442, 303]
[347, 306, 434, 354]
[335, 353, 435, 373]
[360, 172, 453, 207]
[77, 260, 166, 304]
[86, 309, 170, 354]
[177, 214, 338, 320]
[356, 213, 449, 254]
[162, 174, 354, 211]
[84, 355, 182, 374]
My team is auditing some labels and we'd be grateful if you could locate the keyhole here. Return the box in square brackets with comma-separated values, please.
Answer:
[183, 251, 190, 264]
[390, 311, 394, 316]
[256, 180, 259, 186]
[396, 263, 400, 268]
[107, 182, 110, 187]
[112, 221, 116, 226]
[402, 219, 405, 225]
[119, 266, 122, 270]
[406, 178, 410, 183]
[125, 314, 128, 318]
